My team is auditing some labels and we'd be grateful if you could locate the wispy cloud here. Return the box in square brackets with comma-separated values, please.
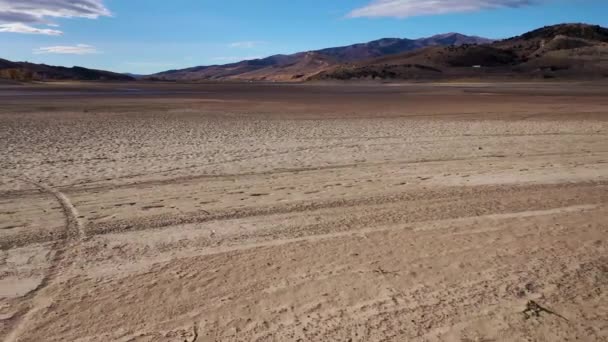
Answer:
[0, 23, 62, 35]
[34, 44, 99, 55]
[0, 0, 110, 35]
[348, 0, 538, 18]
[229, 41, 265, 48]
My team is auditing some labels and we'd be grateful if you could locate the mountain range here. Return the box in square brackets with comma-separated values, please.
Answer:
[313, 23, 608, 81]
[0, 58, 134, 82]
[151, 33, 492, 81]
[1, 23, 607, 82]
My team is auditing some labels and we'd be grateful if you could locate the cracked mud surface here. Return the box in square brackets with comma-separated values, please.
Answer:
[0, 82, 607, 341]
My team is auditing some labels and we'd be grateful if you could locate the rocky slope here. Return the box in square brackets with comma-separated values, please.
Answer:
[314, 23, 608, 80]
[151, 33, 491, 81]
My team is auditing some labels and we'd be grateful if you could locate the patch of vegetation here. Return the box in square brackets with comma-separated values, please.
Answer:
[0, 68, 37, 81]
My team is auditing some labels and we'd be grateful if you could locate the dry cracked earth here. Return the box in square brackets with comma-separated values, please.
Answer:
[0, 81, 607, 341]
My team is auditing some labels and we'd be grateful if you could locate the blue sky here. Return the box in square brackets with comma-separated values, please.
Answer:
[1, 0, 606, 74]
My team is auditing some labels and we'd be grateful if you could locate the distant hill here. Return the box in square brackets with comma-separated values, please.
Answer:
[0, 58, 134, 82]
[314, 23, 608, 81]
[6, 23, 604, 83]
[123, 73, 146, 79]
[151, 33, 492, 82]
[313, 33, 492, 62]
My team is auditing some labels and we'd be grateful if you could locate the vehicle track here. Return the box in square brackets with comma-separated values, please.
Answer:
[61, 149, 608, 191]
[2, 180, 605, 250]
[4, 177, 84, 342]
[65, 142, 353, 187]
[84, 180, 608, 236]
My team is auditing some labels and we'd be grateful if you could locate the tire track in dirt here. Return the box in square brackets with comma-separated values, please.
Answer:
[2, 180, 606, 250]
[4, 177, 85, 342]
[151, 204, 602, 260]
[66, 142, 353, 187]
[85, 180, 607, 237]
[28, 181, 84, 240]
[62, 149, 608, 191]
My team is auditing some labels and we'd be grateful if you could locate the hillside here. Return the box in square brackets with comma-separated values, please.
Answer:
[314, 33, 491, 62]
[0, 58, 134, 82]
[314, 23, 608, 81]
[6, 23, 604, 83]
[151, 33, 491, 81]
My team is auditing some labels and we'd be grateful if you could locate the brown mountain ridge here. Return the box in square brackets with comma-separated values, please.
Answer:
[2, 23, 606, 83]
[151, 33, 492, 82]
[314, 23, 608, 81]
[0, 58, 134, 82]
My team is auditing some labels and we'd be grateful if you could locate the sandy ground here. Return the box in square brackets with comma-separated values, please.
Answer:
[0, 82, 607, 341]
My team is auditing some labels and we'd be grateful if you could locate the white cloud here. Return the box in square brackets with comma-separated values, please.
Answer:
[0, 22, 62, 35]
[229, 41, 265, 48]
[34, 44, 98, 55]
[348, 0, 538, 18]
[0, 0, 110, 35]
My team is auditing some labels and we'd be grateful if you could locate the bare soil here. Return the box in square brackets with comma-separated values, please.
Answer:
[0, 81, 607, 341]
